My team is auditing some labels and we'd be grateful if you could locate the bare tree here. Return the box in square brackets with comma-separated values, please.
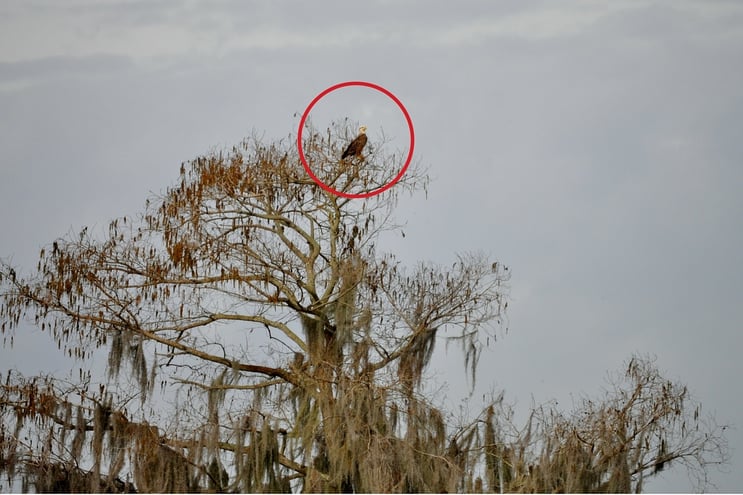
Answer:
[0, 125, 727, 492]
[461, 355, 728, 493]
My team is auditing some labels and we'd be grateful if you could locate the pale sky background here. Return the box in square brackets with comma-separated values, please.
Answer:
[1, 1, 742, 492]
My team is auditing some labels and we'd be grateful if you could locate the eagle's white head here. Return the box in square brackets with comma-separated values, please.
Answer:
[359, 125, 367, 134]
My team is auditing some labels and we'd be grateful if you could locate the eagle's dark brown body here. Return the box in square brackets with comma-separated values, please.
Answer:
[341, 130, 367, 159]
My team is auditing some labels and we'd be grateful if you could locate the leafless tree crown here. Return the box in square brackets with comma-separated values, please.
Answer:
[0, 126, 727, 492]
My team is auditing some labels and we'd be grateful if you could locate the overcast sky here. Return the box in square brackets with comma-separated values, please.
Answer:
[1, 1, 742, 491]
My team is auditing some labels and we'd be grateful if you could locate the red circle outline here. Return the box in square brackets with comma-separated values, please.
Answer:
[297, 81, 415, 199]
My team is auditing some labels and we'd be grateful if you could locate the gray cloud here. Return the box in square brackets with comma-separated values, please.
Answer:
[1, 1, 741, 491]
[0, 54, 132, 89]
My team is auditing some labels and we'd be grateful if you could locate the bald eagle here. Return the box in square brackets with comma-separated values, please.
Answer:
[341, 126, 368, 159]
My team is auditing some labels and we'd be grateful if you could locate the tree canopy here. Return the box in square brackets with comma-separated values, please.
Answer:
[0, 125, 727, 492]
